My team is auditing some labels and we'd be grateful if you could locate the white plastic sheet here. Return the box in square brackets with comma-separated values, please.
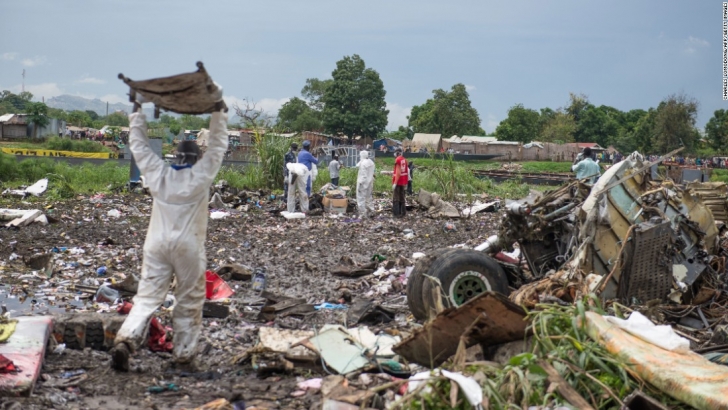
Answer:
[604, 311, 691, 353]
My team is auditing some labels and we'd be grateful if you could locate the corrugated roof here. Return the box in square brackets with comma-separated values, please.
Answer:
[461, 136, 497, 143]
[0, 114, 16, 123]
[411, 133, 441, 145]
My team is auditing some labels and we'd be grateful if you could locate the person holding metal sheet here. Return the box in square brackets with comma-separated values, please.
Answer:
[111, 91, 228, 372]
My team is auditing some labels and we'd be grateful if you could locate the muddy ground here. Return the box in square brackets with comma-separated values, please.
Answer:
[0, 192, 503, 409]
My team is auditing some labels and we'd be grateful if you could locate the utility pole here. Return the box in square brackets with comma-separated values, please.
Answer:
[106, 101, 109, 117]
[21, 69, 25, 93]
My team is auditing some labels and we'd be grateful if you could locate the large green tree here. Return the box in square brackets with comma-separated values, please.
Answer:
[577, 105, 621, 147]
[539, 110, 576, 143]
[705, 109, 728, 151]
[495, 104, 540, 143]
[322, 55, 388, 139]
[276, 97, 322, 132]
[67, 110, 92, 127]
[408, 83, 483, 137]
[651, 94, 699, 153]
[301, 78, 332, 112]
[105, 112, 130, 127]
[25, 102, 49, 138]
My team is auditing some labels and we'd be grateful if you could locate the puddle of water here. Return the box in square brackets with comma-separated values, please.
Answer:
[0, 287, 87, 317]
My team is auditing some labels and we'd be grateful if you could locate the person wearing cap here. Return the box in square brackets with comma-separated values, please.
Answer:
[392, 148, 409, 217]
[283, 142, 298, 200]
[297, 140, 319, 196]
[572, 147, 601, 184]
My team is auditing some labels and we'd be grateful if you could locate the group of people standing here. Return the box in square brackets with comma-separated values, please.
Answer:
[283, 142, 414, 218]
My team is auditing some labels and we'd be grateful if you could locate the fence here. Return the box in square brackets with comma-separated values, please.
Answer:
[441, 141, 583, 162]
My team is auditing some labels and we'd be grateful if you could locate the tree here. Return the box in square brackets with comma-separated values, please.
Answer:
[25, 102, 49, 138]
[276, 97, 322, 132]
[301, 78, 332, 112]
[651, 94, 699, 153]
[105, 112, 130, 127]
[539, 110, 576, 143]
[408, 83, 483, 137]
[85, 110, 100, 121]
[47, 107, 68, 122]
[495, 104, 540, 143]
[67, 110, 92, 127]
[381, 126, 413, 141]
[577, 105, 621, 147]
[705, 109, 728, 151]
[322, 55, 388, 139]
[0, 90, 33, 111]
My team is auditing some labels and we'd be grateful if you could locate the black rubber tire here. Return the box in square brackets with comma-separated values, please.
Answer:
[63, 325, 82, 350]
[406, 248, 459, 320]
[86, 321, 105, 351]
[419, 250, 509, 320]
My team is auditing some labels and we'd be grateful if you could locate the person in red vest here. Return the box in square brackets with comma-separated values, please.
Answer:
[392, 148, 409, 217]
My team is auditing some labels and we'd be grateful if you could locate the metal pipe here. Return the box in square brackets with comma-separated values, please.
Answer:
[474, 235, 501, 254]
[544, 202, 578, 221]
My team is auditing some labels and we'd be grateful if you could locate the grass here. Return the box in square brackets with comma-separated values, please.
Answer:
[0, 153, 128, 199]
[712, 169, 728, 183]
[0, 136, 111, 153]
[402, 298, 683, 410]
[0, 150, 540, 201]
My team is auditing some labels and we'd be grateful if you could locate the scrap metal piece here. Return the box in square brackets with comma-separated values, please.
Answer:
[118, 61, 227, 117]
[617, 219, 674, 303]
[393, 292, 528, 368]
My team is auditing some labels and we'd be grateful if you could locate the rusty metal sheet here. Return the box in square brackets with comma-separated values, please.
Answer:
[393, 292, 527, 368]
[118, 61, 226, 116]
[584, 312, 728, 410]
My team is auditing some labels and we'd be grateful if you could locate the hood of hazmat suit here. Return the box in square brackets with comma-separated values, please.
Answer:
[115, 109, 228, 363]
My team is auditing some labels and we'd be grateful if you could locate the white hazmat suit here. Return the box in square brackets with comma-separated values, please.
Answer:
[287, 162, 311, 213]
[356, 151, 375, 217]
[114, 110, 228, 363]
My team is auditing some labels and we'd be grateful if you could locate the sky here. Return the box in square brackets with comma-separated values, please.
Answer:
[0, 0, 720, 133]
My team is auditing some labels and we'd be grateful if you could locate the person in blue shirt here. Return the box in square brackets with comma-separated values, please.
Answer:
[297, 140, 319, 196]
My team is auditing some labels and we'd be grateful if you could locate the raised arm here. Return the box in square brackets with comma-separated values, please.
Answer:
[192, 110, 229, 187]
[128, 113, 164, 178]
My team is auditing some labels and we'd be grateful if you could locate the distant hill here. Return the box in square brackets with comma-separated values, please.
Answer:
[46, 94, 244, 124]
[46, 95, 133, 116]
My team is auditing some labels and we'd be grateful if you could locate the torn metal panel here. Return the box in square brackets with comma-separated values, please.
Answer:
[393, 292, 528, 368]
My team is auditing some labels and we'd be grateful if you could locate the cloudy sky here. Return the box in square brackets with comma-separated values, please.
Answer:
[0, 0, 719, 132]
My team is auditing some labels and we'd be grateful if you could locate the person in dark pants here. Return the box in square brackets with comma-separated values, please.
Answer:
[283, 142, 298, 200]
[392, 148, 409, 217]
[407, 160, 415, 195]
[329, 154, 341, 187]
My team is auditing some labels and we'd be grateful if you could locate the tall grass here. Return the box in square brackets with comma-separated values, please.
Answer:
[45, 136, 110, 153]
[252, 132, 294, 189]
[2, 137, 111, 153]
[0, 153, 128, 199]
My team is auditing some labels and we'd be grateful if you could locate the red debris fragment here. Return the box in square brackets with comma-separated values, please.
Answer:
[117, 301, 173, 352]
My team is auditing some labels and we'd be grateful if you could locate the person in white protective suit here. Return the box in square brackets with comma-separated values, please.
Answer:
[287, 162, 311, 213]
[356, 151, 375, 217]
[110, 106, 229, 372]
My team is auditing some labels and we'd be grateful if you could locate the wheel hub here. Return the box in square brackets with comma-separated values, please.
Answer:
[450, 271, 491, 306]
